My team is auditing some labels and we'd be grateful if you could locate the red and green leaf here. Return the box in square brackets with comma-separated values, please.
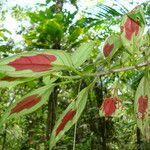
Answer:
[0, 85, 53, 125]
[0, 50, 74, 77]
[135, 75, 150, 137]
[103, 34, 122, 60]
[49, 86, 90, 150]
[127, 6, 146, 26]
[120, 6, 145, 52]
[99, 97, 121, 117]
[0, 75, 35, 88]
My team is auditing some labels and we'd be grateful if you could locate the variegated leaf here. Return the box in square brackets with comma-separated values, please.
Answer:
[120, 6, 145, 52]
[103, 34, 122, 60]
[127, 6, 146, 26]
[0, 85, 53, 125]
[0, 75, 35, 88]
[134, 75, 150, 139]
[99, 97, 121, 117]
[49, 86, 90, 149]
[0, 50, 74, 78]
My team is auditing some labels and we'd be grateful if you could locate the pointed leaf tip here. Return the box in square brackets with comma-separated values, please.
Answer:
[127, 6, 146, 26]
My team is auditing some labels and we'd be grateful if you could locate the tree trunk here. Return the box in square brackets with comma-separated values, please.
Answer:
[46, 86, 58, 141]
[45, 0, 62, 146]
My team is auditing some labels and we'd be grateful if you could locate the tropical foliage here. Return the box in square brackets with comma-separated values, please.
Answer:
[0, 0, 149, 150]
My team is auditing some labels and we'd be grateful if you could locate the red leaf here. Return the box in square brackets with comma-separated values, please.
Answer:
[138, 95, 148, 119]
[8, 54, 57, 72]
[56, 110, 76, 136]
[103, 43, 114, 57]
[11, 94, 41, 114]
[102, 97, 119, 117]
[124, 17, 139, 40]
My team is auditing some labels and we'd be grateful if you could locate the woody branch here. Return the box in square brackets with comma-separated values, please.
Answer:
[58, 61, 150, 79]
[88, 61, 150, 77]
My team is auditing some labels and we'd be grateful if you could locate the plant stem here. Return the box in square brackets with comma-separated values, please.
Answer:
[88, 61, 150, 77]
[72, 80, 82, 150]
[57, 61, 150, 79]
[73, 122, 77, 150]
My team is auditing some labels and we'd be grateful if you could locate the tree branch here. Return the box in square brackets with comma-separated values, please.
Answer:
[56, 61, 150, 79]
[89, 61, 150, 77]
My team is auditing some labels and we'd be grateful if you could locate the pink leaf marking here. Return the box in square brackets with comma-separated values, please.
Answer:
[55, 109, 76, 136]
[124, 17, 139, 40]
[11, 94, 41, 114]
[138, 95, 148, 119]
[102, 97, 120, 117]
[103, 43, 114, 57]
[8, 54, 57, 72]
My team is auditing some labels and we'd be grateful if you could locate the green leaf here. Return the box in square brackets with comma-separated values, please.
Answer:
[43, 20, 63, 41]
[68, 27, 83, 42]
[0, 85, 54, 126]
[134, 75, 150, 137]
[49, 86, 90, 149]
[72, 42, 94, 68]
